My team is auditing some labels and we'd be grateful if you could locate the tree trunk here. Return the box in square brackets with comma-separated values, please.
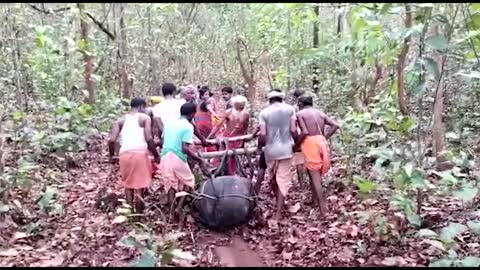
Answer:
[312, 4, 320, 93]
[236, 37, 256, 105]
[7, 12, 24, 109]
[396, 3, 412, 115]
[78, 3, 95, 104]
[117, 3, 130, 98]
[432, 53, 446, 159]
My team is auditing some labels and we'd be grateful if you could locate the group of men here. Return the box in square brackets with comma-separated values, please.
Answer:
[108, 82, 339, 221]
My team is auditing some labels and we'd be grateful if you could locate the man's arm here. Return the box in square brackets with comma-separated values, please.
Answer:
[295, 114, 308, 147]
[289, 109, 298, 141]
[323, 112, 339, 139]
[108, 118, 123, 160]
[193, 124, 208, 146]
[153, 117, 163, 139]
[207, 109, 230, 139]
[257, 112, 266, 149]
[143, 116, 160, 163]
[206, 101, 219, 118]
[181, 126, 203, 162]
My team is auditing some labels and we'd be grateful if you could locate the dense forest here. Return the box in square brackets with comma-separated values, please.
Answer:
[1, 3, 480, 267]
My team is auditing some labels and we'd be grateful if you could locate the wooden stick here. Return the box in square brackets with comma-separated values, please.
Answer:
[194, 134, 255, 145]
[198, 147, 258, 158]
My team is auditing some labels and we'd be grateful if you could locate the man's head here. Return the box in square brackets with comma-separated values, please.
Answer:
[199, 87, 210, 102]
[298, 95, 314, 110]
[267, 89, 285, 104]
[231, 95, 248, 112]
[130, 97, 147, 113]
[293, 89, 305, 100]
[181, 85, 196, 102]
[180, 102, 197, 122]
[162, 83, 176, 97]
[221, 86, 233, 102]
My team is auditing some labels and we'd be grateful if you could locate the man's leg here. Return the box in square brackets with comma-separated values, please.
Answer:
[254, 168, 265, 193]
[306, 169, 318, 205]
[309, 170, 326, 218]
[125, 188, 134, 209]
[296, 165, 305, 186]
[134, 189, 146, 214]
[167, 188, 177, 220]
[254, 153, 267, 193]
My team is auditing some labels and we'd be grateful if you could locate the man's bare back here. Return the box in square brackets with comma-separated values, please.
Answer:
[297, 107, 338, 139]
[224, 109, 249, 137]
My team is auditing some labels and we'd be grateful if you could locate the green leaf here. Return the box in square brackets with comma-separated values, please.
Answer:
[457, 256, 480, 267]
[452, 186, 478, 203]
[407, 213, 422, 227]
[429, 258, 453, 267]
[118, 235, 139, 247]
[470, 3, 480, 12]
[37, 186, 57, 210]
[417, 229, 438, 238]
[399, 117, 416, 132]
[129, 250, 156, 267]
[353, 175, 377, 194]
[404, 163, 414, 177]
[11, 111, 24, 121]
[432, 14, 449, 24]
[455, 71, 480, 79]
[424, 239, 446, 252]
[467, 221, 480, 235]
[425, 35, 448, 51]
[424, 57, 440, 80]
[439, 223, 467, 242]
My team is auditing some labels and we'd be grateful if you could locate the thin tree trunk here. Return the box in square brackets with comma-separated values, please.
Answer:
[78, 3, 95, 104]
[312, 4, 320, 93]
[117, 3, 130, 98]
[287, 10, 292, 90]
[396, 3, 412, 115]
[236, 37, 256, 104]
[432, 5, 459, 160]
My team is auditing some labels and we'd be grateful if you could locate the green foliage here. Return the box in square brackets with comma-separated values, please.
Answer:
[118, 227, 195, 267]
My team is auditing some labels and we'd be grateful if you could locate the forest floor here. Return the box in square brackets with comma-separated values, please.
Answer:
[1, 135, 479, 267]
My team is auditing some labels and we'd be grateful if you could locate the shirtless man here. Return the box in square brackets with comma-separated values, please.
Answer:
[257, 90, 297, 220]
[296, 95, 339, 218]
[291, 89, 307, 185]
[108, 97, 160, 214]
[208, 95, 250, 175]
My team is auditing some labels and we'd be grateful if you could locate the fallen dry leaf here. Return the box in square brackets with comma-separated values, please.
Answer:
[288, 203, 301, 214]
[10, 232, 28, 242]
[112, 216, 127, 224]
[39, 251, 66, 267]
[0, 248, 19, 257]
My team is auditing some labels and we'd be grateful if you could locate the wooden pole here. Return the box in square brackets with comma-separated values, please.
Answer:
[194, 134, 256, 145]
[198, 147, 258, 159]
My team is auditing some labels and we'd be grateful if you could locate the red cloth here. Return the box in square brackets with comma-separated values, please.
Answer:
[194, 110, 212, 139]
[226, 140, 243, 175]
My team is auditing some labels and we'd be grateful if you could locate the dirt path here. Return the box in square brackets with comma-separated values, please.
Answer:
[4, 137, 477, 267]
[196, 231, 265, 267]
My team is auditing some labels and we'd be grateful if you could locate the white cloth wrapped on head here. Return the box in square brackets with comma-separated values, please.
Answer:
[267, 90, 285, 100]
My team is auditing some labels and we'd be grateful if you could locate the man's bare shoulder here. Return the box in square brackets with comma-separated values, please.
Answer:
[116, 116, 126, 124]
